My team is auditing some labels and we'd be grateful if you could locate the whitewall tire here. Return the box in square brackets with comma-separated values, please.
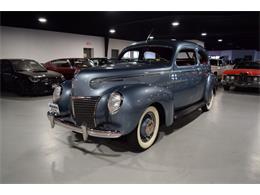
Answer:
[127, 106, 160, 151]
[202, 89, 214, 111]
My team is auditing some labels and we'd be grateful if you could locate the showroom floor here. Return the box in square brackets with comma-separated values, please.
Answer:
[0, 88, 260, 183]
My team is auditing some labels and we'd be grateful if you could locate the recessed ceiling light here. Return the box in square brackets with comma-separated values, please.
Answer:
[218, 39, 223, 42]
[38, 17, 47, 23]
[201, 32, 207, 36]
[109, 29, 116, 34]
[172, 22, 180, 26]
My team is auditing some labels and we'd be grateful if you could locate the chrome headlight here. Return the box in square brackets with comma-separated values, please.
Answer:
[108, 92, 123, 115]
[53, 86, 62, 102]
[28, 76, 40, 83]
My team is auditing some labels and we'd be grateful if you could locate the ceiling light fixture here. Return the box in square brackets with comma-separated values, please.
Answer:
[172, 22, 180, 26]
[201, 32, 207, 36]
[218, 39, 223, 42]
[38, 17, 47, 23]
[109, 29, 116, 34]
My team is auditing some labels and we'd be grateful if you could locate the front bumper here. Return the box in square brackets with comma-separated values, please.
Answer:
[47, 111, 122, 140]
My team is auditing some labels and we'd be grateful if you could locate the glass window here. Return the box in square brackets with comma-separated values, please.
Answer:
[210, 59, 218, 66]
[176, 49, 197, 66]
[119, 46, 173, 66]
[52, 59, 71, 67]
[11, 60, 46, 72]
[122, 51, 139, 59]
[144, 51, 156, 59]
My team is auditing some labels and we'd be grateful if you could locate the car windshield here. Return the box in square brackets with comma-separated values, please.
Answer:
[234, 62, 260, 69]
[118, 46, 173, 66]
[11, 59, 47, 72]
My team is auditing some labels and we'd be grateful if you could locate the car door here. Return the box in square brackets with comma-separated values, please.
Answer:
[170, 46, 202, 109]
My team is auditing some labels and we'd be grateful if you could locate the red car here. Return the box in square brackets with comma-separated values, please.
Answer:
[44, 58, 94, 80]
[221, 61, 260, 90]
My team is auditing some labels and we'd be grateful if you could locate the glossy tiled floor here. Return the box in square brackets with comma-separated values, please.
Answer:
[0, 88, 260, 183]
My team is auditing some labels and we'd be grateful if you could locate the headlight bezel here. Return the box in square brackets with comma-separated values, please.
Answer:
[107, 92, 123, 115]
[53, 86, 62, 103]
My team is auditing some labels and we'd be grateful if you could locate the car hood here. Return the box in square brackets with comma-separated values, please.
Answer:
[72, 62, 170, 97]
[223, 69, 260, 76]
[17, 70, 62, 78]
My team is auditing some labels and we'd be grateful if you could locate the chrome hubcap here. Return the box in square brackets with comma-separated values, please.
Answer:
[140, 112, 156, 142]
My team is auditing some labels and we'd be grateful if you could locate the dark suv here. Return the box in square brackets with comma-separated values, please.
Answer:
[0, 59, 64, 95]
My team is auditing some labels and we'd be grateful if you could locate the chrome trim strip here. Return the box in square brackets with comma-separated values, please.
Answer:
[47, 111, 122, 139]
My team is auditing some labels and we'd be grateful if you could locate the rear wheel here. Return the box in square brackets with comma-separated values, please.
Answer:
[127, 106, 160, 151]
[202, 89, 214, 112]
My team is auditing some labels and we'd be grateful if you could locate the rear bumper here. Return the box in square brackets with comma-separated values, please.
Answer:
[47, 111, 122, 140]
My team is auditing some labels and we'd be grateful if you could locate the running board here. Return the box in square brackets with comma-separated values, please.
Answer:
[174, 101, 205, 120]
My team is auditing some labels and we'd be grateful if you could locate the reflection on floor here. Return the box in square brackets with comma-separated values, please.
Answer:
[0, 88, 260, 183]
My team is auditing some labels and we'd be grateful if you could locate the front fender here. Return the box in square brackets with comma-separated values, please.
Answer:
[95, 84, 174, 135]
[56, 80, 72, 115]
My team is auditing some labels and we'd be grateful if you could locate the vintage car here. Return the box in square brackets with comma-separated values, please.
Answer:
[221, 61, 260, 90]
[0, 59, 65, 95]
[47, 40, 216, 151]
[210, 58, 234, 80]
[44, 58, 95, 80]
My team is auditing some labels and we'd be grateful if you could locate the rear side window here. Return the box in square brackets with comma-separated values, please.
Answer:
[198, 50, 208, 65]
[52, 59, 71, 67]
[176, 49, 197, 66]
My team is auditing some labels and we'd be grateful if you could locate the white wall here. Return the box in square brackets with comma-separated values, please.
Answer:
[107, 38, 135, 58]
[0, 26, 105, 62]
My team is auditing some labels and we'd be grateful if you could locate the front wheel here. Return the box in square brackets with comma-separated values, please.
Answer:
[202, 89, 214, 112]
[127, 106, 160, 151]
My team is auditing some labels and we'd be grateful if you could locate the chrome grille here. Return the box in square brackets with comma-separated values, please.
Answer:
[72, 96, 100, 128]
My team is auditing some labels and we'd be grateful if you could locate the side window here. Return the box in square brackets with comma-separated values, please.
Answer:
[198, 50, 208, 65]
[1, 60, 13, 73]
[176, 49, 197, 66]
[52, 59, 71, 68]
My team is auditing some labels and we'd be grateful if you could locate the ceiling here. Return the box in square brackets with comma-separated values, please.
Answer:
[1, 11, 259, 50]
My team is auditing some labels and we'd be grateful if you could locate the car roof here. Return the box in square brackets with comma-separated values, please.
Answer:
[126, 39, 204, 50]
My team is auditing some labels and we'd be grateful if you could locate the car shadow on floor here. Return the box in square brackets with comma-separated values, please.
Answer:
[223, 87, 260, 96]
[0, 91, 52, 100]
[67, 109, 203, 155]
